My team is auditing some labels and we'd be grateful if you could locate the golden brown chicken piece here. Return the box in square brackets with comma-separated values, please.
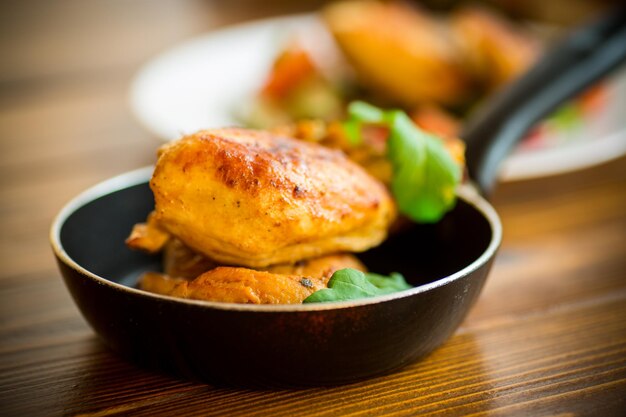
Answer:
[140, 272, 188, 296]
[162, 236, 366, 281]
[162, 238, 219, 279]
[139, 258, 354, 304]
[125, 211, 170, 254]
[451, 6, 540, 91]
[151, 128, 395, 268]
[323, 0, 470, 107]
[264, 253, 365, 277]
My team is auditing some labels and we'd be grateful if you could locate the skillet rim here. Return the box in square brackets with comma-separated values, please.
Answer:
[50, 166, 502, 312]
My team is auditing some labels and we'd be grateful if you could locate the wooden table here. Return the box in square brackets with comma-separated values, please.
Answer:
[1, 1, 625, 415]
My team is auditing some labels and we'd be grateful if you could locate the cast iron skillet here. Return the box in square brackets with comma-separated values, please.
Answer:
[50, 8, 626, 387]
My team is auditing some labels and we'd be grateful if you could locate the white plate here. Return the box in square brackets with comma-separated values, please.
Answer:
[130, 14, 626, 181]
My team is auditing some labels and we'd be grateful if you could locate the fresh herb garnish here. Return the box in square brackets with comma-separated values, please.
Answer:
[343, 101, 462, 223]
[363, 272, 412, 293]
[303, 268, 411, 303]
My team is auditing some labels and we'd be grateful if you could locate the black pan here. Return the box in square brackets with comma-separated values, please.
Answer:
[50, 7, 626, 387]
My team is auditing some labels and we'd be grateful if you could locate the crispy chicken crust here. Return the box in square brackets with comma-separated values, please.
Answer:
[139, 253, 366, 304]
[263, 253, 366, 278]
[162, 238, 218, 279]
[125, 211, 170, 254]
[150, 128, 395, 268]
[162, 237, 366, 281]
[140, 268, 325, 304]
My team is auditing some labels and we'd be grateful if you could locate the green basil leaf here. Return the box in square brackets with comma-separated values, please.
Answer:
[365, 272, 412, 293]
[348, 100, 387, 124]
[387, 110, 460, 222]
[344, 101, 461, 223]
[341, 119, 362, 145]
[303, 268, 411, 303]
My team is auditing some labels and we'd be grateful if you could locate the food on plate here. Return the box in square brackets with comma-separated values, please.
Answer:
[129, 103, 463, 304]
[451, 6, 540, 92]
[323, 0, 470, 107]
[149, 128, 395, 268]
[242, 1, 544, 133]
[237, 0, 603, 168]
[245, 42, 345, 129]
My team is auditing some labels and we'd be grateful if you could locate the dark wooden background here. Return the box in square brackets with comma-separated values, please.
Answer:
[1, 1, 625, 416]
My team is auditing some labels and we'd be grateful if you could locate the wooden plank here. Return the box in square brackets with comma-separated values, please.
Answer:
[1, 287, 624, 416]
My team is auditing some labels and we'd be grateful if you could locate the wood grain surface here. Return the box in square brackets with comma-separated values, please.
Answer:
[1, 1, 625, 416]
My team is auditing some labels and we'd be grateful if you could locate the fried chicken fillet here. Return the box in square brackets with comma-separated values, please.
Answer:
[161, 238, 365, 281]
[139, 254, 366, 304]
[150, 128, 395, 267]
[140, 269, 326, 304]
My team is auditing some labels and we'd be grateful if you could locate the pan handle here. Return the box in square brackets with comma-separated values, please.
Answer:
[462, 5, 626, 195]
